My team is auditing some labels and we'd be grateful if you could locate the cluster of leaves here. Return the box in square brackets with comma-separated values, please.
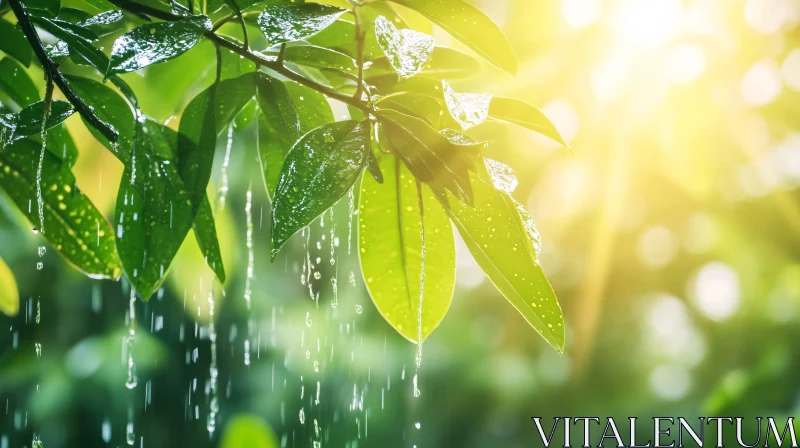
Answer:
[0, 0, 568, 351]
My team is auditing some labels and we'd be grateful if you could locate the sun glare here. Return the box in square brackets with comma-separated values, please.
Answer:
[612, 0, 683, 50]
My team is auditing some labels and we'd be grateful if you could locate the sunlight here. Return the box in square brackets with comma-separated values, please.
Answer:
[612, 0, 682, 51]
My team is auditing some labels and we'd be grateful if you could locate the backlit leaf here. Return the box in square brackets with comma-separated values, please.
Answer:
[283, 44, 357, 75]
[489, 97, 570, 148]
[1, 100, 74, 144]
[359, 155, 455, 343]
[0, 139, 121, 279]
[374, 15, 433, 79]
[271, 120, 370, 258]
[366, 47, 481, 89]
[108, 15, 212, 76]
[257, 3, 346, 47]
[382, 0, 517, 75]
[0, 256, 19, 317]
[442, 159, 564, 352]
[442, 80, 491, 130]
[255, 74, 299, 199]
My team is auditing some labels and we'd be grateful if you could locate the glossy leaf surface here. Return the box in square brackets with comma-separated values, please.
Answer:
[374, 15, 433, 79]
[1, 100, 74, 144]
[271, 120, 370, 258]
[108, 16, 212, 76]
[257, 4, 346, 47]
[489, 97, 569, 148]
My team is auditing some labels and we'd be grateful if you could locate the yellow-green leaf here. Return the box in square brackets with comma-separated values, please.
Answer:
[443, 160, 565, 352]
[359, 155, 455, 343]
[0, 256, 19, 317]
[220, 414, 278, 448]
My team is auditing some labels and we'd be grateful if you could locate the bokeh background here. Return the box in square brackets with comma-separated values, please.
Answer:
[3, 0, 800, 446]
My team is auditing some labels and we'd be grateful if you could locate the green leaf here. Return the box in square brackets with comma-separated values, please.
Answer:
[306, 18, 384, 60]
[32, 16, 108, 70]
[21, 0, 60, 18]
[0, 139, 121, 279]
[221, 414, 278, 448]
[489, 97, 570, 149]
[48, 17, 98, 39]
[255, 74, 299, 199]
[178, 72, 256, 215]
[193, 196, 226, 283]
[283, 44, 357, 75]
[0, 256, 19, 317]
[107, 16, 212, 76]
[374, 15, 433, 79]
[442, 159, 564, 352]
[359, 155, 455, 343]
[377, 108, 477, 205]
[0, 58, 38, 107]
[1, 100, 74, 144]
[78, 10, 124, 36]
[66, 75, 134, 162]
[0, 58, 79, 166]
[382, 0, 517, 76]
[366, 47, 481, 89]
[0, 18, 33, 67]
[257, 3, 346, 47]
[115, 118, 195, 299]
[271, 120, 370, 258]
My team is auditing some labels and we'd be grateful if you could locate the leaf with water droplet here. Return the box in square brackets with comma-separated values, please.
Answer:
[441, 159, 564, 352]
[0, 256, 19, 317]
[0, 18, 33, 67]
[22, 0, 61, 18]
[366, 47, 480, 89]
[257, 3, 346, 47]
[359, 155, 454, 343]
[66, 75, 134, 161]
[489, 97, 570, 149]
[384, 0, 517, 76]
[271, 120, 370, 259]
[32, 16, 110, 72]
[442, 80, 492, 131]
[107, 15, 212, 76]
[374, 15, 434, 79]
[115, 118, 195, 300]
[255, 74, 300, 200]
[0, 139, 121, 279]
[1, 100, 74, 144]
[377, 108, 479, 205]
[221, 413, 278, 448]
[79, 10, 124, 36]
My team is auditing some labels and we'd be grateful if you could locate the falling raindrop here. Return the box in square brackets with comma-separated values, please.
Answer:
[216, 125, 234, 211]
[125, 288, 137, 390]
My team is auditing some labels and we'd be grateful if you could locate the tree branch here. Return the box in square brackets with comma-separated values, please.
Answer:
[109, 0, 373, 113]
[8, 0, 120, 143]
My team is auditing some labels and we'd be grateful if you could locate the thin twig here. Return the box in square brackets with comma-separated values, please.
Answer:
[8, 0, 119, 143]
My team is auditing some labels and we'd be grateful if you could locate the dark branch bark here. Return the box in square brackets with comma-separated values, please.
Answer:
[8, 0, 120, 143]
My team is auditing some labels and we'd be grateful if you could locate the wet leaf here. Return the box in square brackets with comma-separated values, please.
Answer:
[78, 10, 124, 36]
[284, 80, 334, 133]
[257, 3, 346, 47]
[359, 155, 455, 343]
[0, 139, 121, 279]
[306, 18, 384, 60]
[366, 47, 481, 89]
[115, 118, 195, 299]
[221, 414, 278, 448]
[489, 97, 570, 149]
[0, 256, 19, 317]
[66, 75, 134, 162]
[22, 0, 60, 18]
[0, 18, 33, 67]
[178, 73, 255, 215]
[442, 80, 492, 130]
[32, 16, 109, 70]
[255, 74, 299, 199]
[383, 0, 517, 75]
[107, 15, 212, 76]
[374, 15, 434, 79]
[442, 159, 564, 352]
[377, 108, 478, 205]
[1, 100, 74, 144]
[271, 120, 370, 258]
